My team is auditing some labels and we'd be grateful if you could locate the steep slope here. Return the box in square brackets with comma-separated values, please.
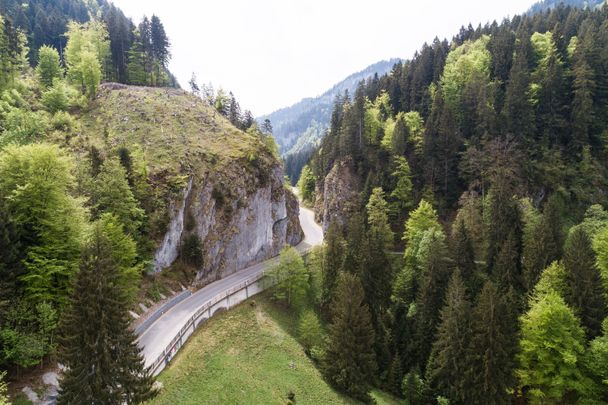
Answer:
[76, 84, 302, 281]
[260, 59, 399, 181]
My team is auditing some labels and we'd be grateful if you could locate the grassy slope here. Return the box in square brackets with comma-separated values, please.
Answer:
[77, 85, 272, 178]
[151, 295, 401, 405]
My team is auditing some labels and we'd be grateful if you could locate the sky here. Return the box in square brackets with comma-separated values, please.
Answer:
[112, 0, 533, 116]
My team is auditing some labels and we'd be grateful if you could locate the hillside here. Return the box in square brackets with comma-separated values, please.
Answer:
[259, 59, 399, 183]
[527, 0, 606, 13]
[151, 295, 398, 405]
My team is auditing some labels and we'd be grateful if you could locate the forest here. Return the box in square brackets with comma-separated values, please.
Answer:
[292, 3, 608, 404]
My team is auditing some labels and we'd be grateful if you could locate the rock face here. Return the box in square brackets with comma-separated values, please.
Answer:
[153, 164, 303, 281]
[314, 158, 361, 231]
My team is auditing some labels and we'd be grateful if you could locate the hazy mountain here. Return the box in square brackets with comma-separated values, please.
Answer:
[527, 0, 606, 13]
[260, 59, 401, 157]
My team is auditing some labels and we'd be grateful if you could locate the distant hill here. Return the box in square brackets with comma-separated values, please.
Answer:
[260, 58, 400, 183]
[527, 0, 606, 13]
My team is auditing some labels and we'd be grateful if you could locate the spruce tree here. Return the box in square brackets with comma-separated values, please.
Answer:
[468, 280, 518, 405]
[324, 272, 376, 402]
[426, 270, 473, 404]
[57, 223, 156, 404]
[563, 225, 607, 339]
[413, 230, 450, 370]
[320, 221, 344, 317]
[450, 217, 478, 296]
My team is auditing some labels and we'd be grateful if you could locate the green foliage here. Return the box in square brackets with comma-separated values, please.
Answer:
[469, 281, 518, 404]
[0, 143, 85, 308]
[517, 290, 592, 403]
[324, 272, 377, 402]
[65, 21, 109, 97]
[36, 45, 63, 89]
[41, 80, 80, 113]
[402, 199, 442, 274]
[0, 371, 8, 405]
[297, 164, 316, 204]
[269, 246, 309, 310]
[563, 225, 606, 339]
[593, 226, 608, 293]
[181, 233, 203, 268]
[0, 15, 28, 93]
[0, 108, 50, 145]
[91, 158, 144, 236]
[389, 157, 414, 218]
[426, 270, 472, 403]
[533, 261, 568, 298]
[0, 300, 57, 368]
[97, 214, 142, 303]
[366, 187, 394, 247]
[441, 35, 492, 114]
[585, 319, 608, 401]
[320, 222, 344, 315]
[297, 310, 324, 354]
[402, 370, 427, 405]
[58, 223, 157, 404]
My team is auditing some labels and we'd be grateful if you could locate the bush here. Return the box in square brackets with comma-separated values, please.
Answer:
[51, 111, 78, 132]
[297, 310, 323, 354]
[1, 108, 50, 145]
[41, 80, 79, 113]
[181, 234, 203, 267]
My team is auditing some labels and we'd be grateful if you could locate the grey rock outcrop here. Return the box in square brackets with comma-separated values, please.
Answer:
[314, 158, 361, 231]
[152, 163, 303, 282]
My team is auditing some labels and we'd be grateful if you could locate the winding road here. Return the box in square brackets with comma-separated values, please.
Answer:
[137, 204, 323, 368]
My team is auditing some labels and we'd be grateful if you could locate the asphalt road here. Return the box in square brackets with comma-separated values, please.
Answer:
[137, 204, 323, 368]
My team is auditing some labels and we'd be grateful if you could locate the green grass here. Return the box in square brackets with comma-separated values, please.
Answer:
[151, 296, 351, 404]
[151, 294, 401, 405]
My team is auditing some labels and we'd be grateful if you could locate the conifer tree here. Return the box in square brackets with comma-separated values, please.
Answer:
[324, 272, 376, 402]
[426, 270, 472, 404]
[57, 224, 156, 404]
[150, 15, 170, 67]
[468, 281, 518, 405]
[413, 230, 449, 370]
[563, 225, 607, 339]
[450, 217, 478, 296]
[320, 221, 344, 316]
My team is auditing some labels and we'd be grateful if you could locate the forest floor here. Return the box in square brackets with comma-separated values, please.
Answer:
[151, 293, 400, 405]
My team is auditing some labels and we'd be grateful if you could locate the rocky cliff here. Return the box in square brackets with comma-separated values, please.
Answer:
[78, 84, 302, 282]
[314, 158, 361, 231]
[155, 165, 302, 280]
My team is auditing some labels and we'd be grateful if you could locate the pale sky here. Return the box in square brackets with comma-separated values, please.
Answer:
[112, 0, 533, 116]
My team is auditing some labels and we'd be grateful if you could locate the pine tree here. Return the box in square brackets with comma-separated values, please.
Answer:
[468, 281, 518, 405]
[413, 230, 450, 370]
[426, 270, 473, 404]
[324, 272, 376, 402]
[126, 29, 148, 85]
[450, 217, 478, 296]
[320, 221, 344, 316]
[563, 225, 607, 339]
[150, 15, 170, 67]
[386, 352, 404, 396]
[57, 224, 156, 404]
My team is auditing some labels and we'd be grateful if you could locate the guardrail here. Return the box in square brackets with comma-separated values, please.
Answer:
[135, 290, 192, 336]
[145, 245, 316, 377]
[146, 269, 270, 376]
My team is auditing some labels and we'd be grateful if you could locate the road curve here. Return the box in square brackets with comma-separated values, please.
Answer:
[138, 204, 323, 368]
